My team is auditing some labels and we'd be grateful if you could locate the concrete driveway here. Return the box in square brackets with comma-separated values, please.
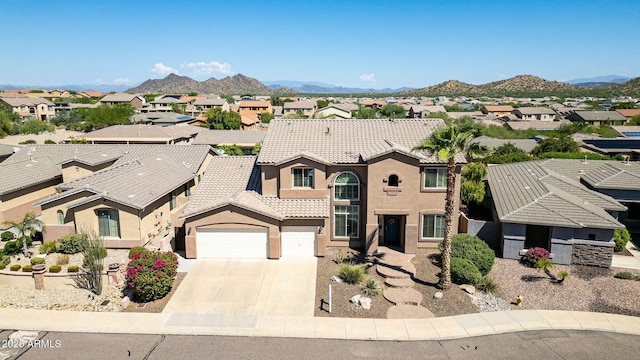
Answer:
[162, 258, 317, 317]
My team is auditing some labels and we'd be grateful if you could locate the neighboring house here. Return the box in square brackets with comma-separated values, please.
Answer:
[143, 97, 188, 113]
[472, 136, 538, 153]
[0, 96, 55, 121]
[82, 124, 203, 144]
[615, 109, 640, 122]
[192, 129, 266, 154]
[566, 110, 627, 126]
[47, 90, 72, 99]
[315, 105, 352, 119]
[580, 137, 640, 161]
[360, 99, 387, 109]
[0, 144, 18, 163]
[611, 125, 640, 138]
[272, 106, 284, 119]
[191, 98, 230, 115]
[408, 105, 447, 118]
[237, 100, 272, 116]
[480, 105, 514, 117]
[240, 114, 261, 130]
[283, 100, 317, 118]
[512, 107, 556, 121]
[76, 91, 104, 99]
[487, 160, 627, 267]
[180, 118, 464, 259]
[24, 144, 214, 248]
[131, 112, 195, 127]
[98, 93, 145, 110]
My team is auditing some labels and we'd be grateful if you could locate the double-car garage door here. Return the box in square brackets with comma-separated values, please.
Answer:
[196, 226, 315, 259]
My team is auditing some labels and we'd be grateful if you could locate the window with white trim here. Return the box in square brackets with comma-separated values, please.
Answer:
[334, 172, 359, 200]
[293, 168, 314, 188]
[422, 214, 444, 239]
[98, 209, 120, 238]
[424, 168, 446, 188]
[334, 205, 359, 237]
[56, 210, 64, 225]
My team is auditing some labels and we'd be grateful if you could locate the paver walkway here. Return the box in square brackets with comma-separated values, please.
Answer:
[375, 247, 434, 319]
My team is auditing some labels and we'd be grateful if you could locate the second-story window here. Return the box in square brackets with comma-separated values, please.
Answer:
[334, 172, 359, 200]
[424, 168, 446, 188]
[293, 168, 314, 188]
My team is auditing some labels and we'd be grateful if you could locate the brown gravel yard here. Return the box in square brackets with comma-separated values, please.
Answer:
[315, 247, 640, 318]
[490, 258, 640, 317]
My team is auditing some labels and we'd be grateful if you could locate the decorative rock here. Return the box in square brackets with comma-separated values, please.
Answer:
[433, 291, 443, 299]
[460, 284, 476, 295]
[350, 294, 361, 304]
[119, 296, 131, 309]
[360, 297, 372, 310]
[331, 275, 343, 283]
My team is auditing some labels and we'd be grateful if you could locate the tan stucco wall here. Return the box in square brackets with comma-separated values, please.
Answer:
[183, 206, 281, 259]
[61, 161, 114, 183]
[0, 180, 60, 229]
[277, 159, 328, 199]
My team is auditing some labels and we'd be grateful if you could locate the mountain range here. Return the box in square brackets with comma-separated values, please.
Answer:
[566, 75, 631, 88]
[263, 80, 413, 94]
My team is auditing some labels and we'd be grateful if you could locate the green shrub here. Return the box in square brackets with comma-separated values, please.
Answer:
[58, 234, 86, 254]
[339, 263, 365, 284]
[614, 228, 631, 252]
[441, 234, 495, 275]
[22, 265, 33, 272]
[362, 278, 382, 296]
[56, 254, 70, 265]
[0, 263, 5, 270]
[82, 257, 103, 271]
[3, 241, 21, 256]
[39, 241, 58, 254]
[126, 251, 178, 302]
[30, 257, 46, 265]
[10, 264, 21, 271]
[49, 265, 62, 273]
[44, 139, 56, 144]
[615, 271, 634, 280]
[334, 248, 346, 264]
[128, 246, 149, 259]
[1, 231, 14, 241]
[476, 275, 499, 293]
[99, 246, 107, 259]
[1, 255, 10, 265]
[67, 265, 79, 273]
[451, 257, 482, 285]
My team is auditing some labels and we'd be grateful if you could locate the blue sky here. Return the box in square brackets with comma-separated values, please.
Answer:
[1, 0, 639, 89]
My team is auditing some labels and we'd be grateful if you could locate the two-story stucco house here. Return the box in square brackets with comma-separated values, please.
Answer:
[180, 118, 463, 259]
[0, 96, 56, 121]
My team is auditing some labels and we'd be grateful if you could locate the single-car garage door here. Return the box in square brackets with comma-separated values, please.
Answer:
[281, 226, 316, 257]
[196, 229, 268, 258]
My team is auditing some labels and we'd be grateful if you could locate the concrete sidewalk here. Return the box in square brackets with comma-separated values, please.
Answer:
[0, 308, 638, 340]
[612, 240, 640, 270]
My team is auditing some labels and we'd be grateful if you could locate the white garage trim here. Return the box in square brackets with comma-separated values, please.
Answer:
[196, 229, 268, 258]
[281, 226, 316, 257]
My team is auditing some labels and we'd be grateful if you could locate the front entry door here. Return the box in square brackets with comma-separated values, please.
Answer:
[384, 215, 400, 246]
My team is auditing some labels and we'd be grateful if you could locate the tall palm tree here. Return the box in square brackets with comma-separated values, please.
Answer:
[415, 123, 479, 289]
[2, 211, 44, 257]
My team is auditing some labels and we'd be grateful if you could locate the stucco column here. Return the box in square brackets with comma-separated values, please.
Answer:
[365, 223, 379, 255]
[32, 265, 46, 290]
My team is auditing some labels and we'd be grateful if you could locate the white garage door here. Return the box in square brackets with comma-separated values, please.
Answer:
[196, 229, 268, 259]
[281, 226, 316, 257]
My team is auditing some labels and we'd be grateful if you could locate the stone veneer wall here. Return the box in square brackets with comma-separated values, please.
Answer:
[571, 241, 613, 268]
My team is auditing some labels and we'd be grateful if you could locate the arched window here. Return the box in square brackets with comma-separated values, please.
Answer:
[56, 210, 64, 225]
[334, 172, 359, 200]
[388, 174, 399, 187]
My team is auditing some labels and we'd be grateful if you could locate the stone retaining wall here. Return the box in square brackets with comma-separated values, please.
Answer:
[571, 241, 613, 267]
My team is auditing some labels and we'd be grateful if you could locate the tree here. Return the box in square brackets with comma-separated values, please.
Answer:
[51, 110, 83, 127]
[317, 99, 330, 109]
[171, 103, 187, 114]
[187, 91, 198, 97]
[379, 104, 406, 119]
[77, 104, 135, 130]
[629, 114, 640, 126]
[20, 119, 55, 135]
[0, 111, 12, 138]
[531, 136, 579, 156]
[355, 105, 378, 119]
[270, 95, 283, 107]
[460, 163, 487, 205]
[259, 111, 274, 123]
[216, 144, 244, 156]
[204, 108, 241, 130]
[251, 142, 262, 155]
[414, 124, 480, 289]
[220, 94, 235, 104]
[482, 143, 532, 164]
[2, 211, 44, 256]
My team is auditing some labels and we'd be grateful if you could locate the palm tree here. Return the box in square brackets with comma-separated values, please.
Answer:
[2, 211, 44, 257]
[414, 123, 479, 289]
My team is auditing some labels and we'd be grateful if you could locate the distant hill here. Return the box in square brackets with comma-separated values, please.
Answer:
[265, 81, 413, 94]
[0, 83, 134, 92]
[126, 73, 291, 95]
[399, 74, 640, 97]
[566, 75, 631, 85]
[610, 77, 640, 96]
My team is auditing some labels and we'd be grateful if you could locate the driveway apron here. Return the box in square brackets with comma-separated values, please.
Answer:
[163, 258, 317, 317]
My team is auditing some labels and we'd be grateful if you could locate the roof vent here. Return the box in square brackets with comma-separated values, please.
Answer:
[325, 127, 330, 134]
[582, 156, 588, 164]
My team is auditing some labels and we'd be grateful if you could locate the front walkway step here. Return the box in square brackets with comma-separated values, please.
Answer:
[384, 277, 414, 288]
[376, 264, 413, 279]
[387, 304, 434, 319]
[383, 287, 423, 306]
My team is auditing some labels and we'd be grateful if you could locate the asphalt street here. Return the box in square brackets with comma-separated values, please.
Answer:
[1, 329, 639, 360]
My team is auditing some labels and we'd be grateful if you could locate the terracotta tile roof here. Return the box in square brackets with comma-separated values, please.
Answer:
[616, 109, 640, 118]
[483, 105, 514, 112]
[238, 100, 270, 108]
[257, 119, 463, 165]
[241, 114, 260, 126]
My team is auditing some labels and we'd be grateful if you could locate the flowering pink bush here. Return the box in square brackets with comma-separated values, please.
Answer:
[126, 251, 178, 302]
[523, 247, 551, 266]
